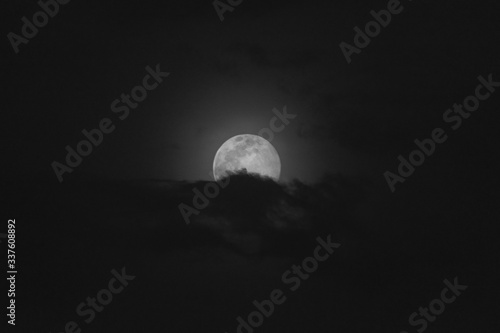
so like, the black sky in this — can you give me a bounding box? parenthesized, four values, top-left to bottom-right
(3, 1, 500, 332)
(4, 0, 498, 184)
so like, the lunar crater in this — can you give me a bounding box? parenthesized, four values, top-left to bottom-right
(213, 134, 281, 181)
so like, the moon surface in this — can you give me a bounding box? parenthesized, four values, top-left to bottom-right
(213, 134, 281, 181)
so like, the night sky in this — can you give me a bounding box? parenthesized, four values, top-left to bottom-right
(4, 0, 496, 184)
(3, 0, 500, 332)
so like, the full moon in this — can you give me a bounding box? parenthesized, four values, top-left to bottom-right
(213, 134, 281, 181)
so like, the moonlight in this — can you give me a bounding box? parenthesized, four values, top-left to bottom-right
(213, 134, 281, 181)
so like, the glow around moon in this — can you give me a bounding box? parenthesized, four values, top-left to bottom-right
(213, 134, 281, 181)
